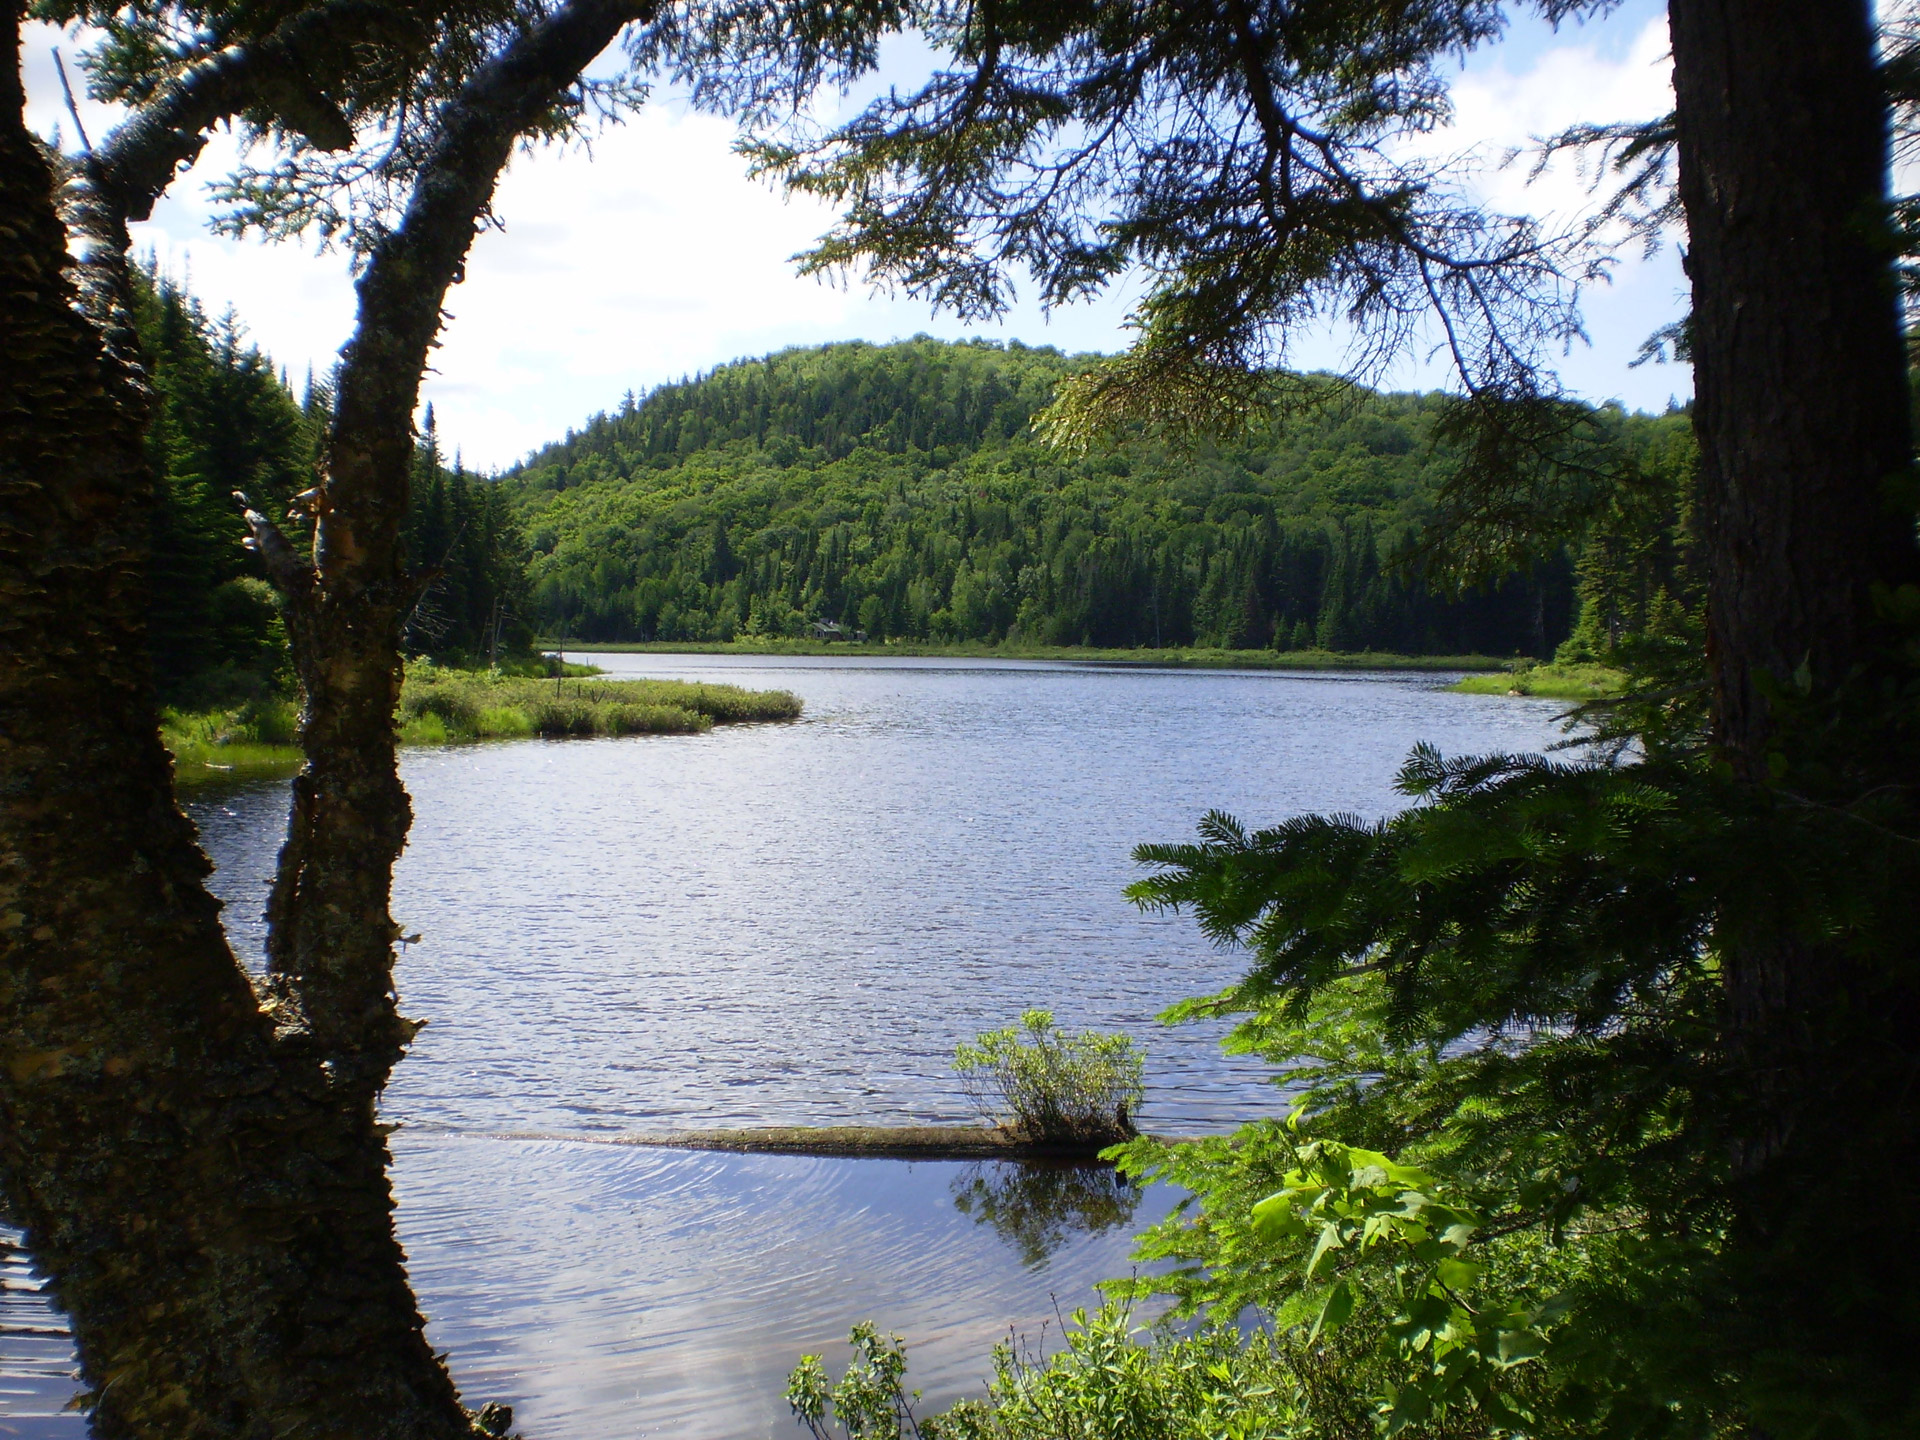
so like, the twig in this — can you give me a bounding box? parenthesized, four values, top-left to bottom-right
(52, 49, 92, 154)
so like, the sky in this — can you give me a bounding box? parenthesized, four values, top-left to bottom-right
(20, 0, 1685, 472)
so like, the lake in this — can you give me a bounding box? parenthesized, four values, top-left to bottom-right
(1, 656, 1566, 1439)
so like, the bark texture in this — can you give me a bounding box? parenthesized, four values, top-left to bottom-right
(1669, 0, 1920, 774)
(1669, 0, 1920, 1054)
(1, 15, 474, 1437)
(1668, 3, 1920, 1420)
(258, 0, 656, 1107)
(2, 2, 645, 1433)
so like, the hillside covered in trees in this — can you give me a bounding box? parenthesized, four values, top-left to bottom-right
(505, 338, 1691, 656)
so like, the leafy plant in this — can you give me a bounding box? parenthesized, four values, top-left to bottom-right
(954, 1011, 1144, 1147)
(788, 1323, 930, 1440)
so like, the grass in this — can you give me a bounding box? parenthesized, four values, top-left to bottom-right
(544, 637, 1519, 672)
(163, 663, 802, 789)
(398, 665, 801, 742)
(1448, 660, 1626, 700)
(162, 695, 304, 789)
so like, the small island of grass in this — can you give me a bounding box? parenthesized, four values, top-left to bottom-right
(164, 662, 803, 789)
(1447, 661, 1624, 701)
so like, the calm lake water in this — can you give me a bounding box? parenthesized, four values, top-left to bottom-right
(2, 656, 1565, 1438)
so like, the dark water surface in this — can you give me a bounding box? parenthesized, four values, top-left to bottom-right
(2, 657, 1565, 1438)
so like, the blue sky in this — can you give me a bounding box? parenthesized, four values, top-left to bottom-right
(22, 0, 1686, 470)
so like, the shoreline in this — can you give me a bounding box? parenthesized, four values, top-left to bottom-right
(543, 639, 1521, 673)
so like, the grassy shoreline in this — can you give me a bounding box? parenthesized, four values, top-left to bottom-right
(542, 638, 1520, 673)
(1445, 661, 1625, 700)
(164, 665, 803, 790)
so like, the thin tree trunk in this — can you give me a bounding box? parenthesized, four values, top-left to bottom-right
(256, 0, 656, 1106)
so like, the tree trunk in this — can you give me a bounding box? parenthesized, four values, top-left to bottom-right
(256, 0, 656, 1110)
(1669, 0, 1919, 775)
(7, 0, 653, 1430)
(1669, 0, 1920, 1064)
(0, 14, 473, 1435)
(1667, 1, 1920, 1419)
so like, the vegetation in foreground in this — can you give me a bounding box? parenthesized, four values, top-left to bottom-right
(163, 663, 801, 787)
(792, 1313, 1312, 1440)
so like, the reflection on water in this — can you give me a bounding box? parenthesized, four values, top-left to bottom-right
(1, 657, 1567, 1437)
(0, 1234, 73, 1438)
(950, 1162, 1144, 1270)
(394, 1136, 1179, 1438)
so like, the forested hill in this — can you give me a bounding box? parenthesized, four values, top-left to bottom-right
(505, 337, 1686, 655)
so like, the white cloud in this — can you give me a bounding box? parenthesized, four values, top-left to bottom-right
(22, 5, 1690, 471)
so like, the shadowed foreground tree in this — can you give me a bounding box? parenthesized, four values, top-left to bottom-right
(707, 0, 1920, 1429)
(0, 0, 669, 1432)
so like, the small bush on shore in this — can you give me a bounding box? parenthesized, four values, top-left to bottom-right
(954, 1011, 1143, 1147)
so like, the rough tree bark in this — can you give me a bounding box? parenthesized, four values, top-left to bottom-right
(1667, 0, 1920, 1416)
(1, 14, 474, 1435)
(1, 2, 645, 1433)
(1668, 0, 1920, 1091)
(254, 0, 658, 1109)
(1668, 0, 1920, 775)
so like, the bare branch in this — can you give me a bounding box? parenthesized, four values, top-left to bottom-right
(234, 491, 314, 598)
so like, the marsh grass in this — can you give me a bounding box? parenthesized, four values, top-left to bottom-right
(164, 664, 802, 787)
(1447, 661, 1624, 700)
(163, 695, 303, 788)
(397, 665, 802, 743)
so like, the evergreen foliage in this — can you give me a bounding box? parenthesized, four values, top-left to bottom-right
(130, 268, 536, 696)
(402, 407, 535, 664)
(501, 338, 1663, 654)
(132, 265, 312, 698)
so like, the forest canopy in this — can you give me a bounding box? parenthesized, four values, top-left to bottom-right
(506, 336, 1692, 657)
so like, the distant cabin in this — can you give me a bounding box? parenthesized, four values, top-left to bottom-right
(810, 621, 868, 643)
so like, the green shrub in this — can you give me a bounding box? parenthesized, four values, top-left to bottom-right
(601, 702, 710, 735)
(789, 1323, 929, 1440)
(954, 1010, 1143, 1146)
(789, 1310, 1321, 1440)
(475, 706, 535, 738)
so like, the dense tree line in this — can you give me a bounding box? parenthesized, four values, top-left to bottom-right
(132, 270, 532, 697)
(506, 338, 1687, 654)
(133, 266, 311, 696)
(403, 407, 534, 664)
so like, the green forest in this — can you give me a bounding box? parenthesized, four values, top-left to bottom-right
(148, 305, 1695, 688)
(133, 266, 531, 703)
(506, 337, 1694, 659)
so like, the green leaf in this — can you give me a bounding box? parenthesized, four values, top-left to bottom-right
(1251, 1193, 1306, 1240)
(1309, 1279, 1354, 1341)
(1306, 1223, 1345, 1279)
(1435, 1257, 1482, 1290)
